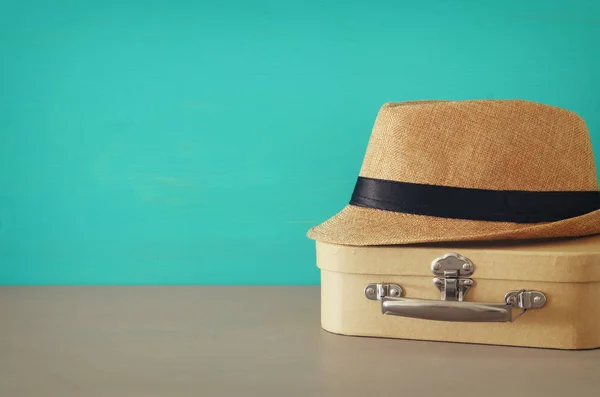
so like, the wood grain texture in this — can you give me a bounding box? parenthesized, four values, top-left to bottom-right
(1, 287, 599, 397)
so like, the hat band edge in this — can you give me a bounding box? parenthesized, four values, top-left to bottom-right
(350, 177, 600, 223)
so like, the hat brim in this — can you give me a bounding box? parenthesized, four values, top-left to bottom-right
(307, 205, 600, 246)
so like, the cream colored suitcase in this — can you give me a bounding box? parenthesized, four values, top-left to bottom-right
(317, 235, 600, 349)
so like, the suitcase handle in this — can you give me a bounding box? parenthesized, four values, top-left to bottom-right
(365, 284, 546, 323)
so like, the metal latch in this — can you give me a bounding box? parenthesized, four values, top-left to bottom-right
(431, 253, 474, 301)
(364, 252, 546, 323)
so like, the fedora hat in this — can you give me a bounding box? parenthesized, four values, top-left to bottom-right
(307, 100, 600, 246)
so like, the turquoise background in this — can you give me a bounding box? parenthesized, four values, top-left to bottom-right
(1, 1, 599, 285)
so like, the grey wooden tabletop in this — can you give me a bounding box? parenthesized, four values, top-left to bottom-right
(1, 287, 598, 397)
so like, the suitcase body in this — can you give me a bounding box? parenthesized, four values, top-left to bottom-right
(317, 235, 600, 349)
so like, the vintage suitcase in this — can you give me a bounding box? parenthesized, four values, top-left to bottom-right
(317, 235, 600, 349)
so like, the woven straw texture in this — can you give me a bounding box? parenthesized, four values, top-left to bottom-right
(307, 100, 600, 246)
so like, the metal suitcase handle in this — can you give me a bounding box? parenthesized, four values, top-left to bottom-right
(365, 284, 546, 322)
(363, 253, 546, 323)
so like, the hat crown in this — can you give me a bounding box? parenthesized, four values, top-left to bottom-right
(360, 100, 598, 191)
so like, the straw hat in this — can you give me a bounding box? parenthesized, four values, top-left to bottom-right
(307, 100, 600, 246)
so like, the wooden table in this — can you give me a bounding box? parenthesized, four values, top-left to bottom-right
(1, 287, 598, 396)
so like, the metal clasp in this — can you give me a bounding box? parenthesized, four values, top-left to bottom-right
(505, 290, 547, 309)
(364, 253, 547, 323)
(431, 253, 474, 301)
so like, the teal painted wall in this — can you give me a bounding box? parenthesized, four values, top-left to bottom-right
(1, 1, 599, 285)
